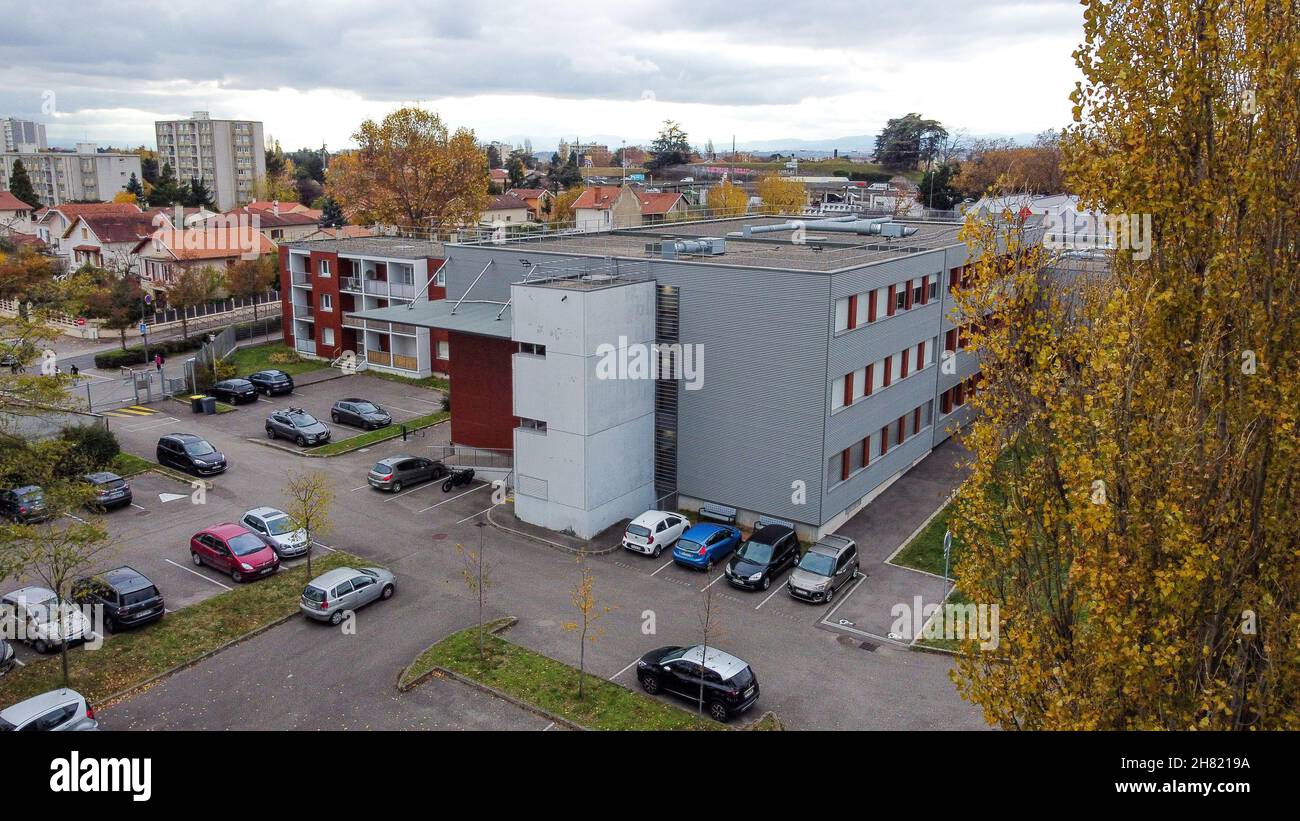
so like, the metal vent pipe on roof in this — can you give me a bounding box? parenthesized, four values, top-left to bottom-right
(731, 217, 917, 239)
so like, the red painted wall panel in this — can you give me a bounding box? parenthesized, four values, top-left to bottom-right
(447, 331, 516, 450)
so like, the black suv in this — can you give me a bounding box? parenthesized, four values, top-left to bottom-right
(156, 433, 227, 475)
(208, 378, 258, 404)
(0, 486, 51, 523)
(247, 369, 294, 396)
(330, 398, 392, 430)
(81, 472, 132, 511)
(72, 566, 164, 632)
(725, 524, 800, 591)
(636, 644, 760, 722)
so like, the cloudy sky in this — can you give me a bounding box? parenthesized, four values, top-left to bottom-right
(1, 0, 1085, 153)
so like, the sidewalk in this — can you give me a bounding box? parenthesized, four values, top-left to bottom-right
(487, 502, 627, 556)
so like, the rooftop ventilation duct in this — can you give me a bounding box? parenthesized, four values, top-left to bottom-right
(657, 237, 726, 259)
(729, 217, 918, 239)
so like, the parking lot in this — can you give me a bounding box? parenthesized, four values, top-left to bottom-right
(8, 369, 989, 730)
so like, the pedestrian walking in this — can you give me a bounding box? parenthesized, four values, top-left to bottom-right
(154, 353, 164, 371)
(70, 363, 79, 380)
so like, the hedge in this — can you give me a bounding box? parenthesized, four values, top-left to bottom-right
(94, 337, 202, 369)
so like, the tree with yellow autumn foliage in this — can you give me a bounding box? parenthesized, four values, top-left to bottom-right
(706, 179, 748, 217)
(326, 106, 488, 230)
(755, 175, 806, 215)
(949, 0, 1300, 730)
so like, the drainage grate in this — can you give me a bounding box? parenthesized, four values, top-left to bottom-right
(858, 641, 879, 652)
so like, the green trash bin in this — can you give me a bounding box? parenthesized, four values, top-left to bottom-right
(201, 397, 217, 415)
(190, 395, 206, 413)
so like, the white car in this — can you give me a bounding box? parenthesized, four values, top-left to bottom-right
(240, 507, 310, 559)
(0, 587, 94, 654)
(622, 511, 690, 557)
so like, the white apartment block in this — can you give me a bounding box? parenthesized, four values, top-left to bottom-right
(0, 144, 143, 206)
(3, 118, 48, 152)
(155, 112, 265, 211)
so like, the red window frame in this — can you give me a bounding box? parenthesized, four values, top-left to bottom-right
(941, 390, 953, 414)
(887, 284, 896, 316)
(846, 294, 858, 330)
(867, 290, 878, 322)
(904, 280, 914, 310)
(917, 339, 926, 369)
(900, 348, 910, 378)
(862, 436, 871, 467)
(880, 425, 889, 456)
(864, 363, 874, 396)
(882, 355, 892, 387)
(913, 406, 921, 434)
(843, 370, 854, 406)
(897, 415, 906, 443)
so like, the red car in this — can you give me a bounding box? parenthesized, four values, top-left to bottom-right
(190, 523, 281, 583)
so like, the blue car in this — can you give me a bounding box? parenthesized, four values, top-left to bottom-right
(672, 523, 742, 571)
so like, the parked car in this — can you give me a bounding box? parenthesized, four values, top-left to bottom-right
(0, 587, 94, 653)
(0, 638, 14, 676)
(621, 511, 690, 557)
(240, 507, 309, 559)
(725, 524, 800, 591)
(330, 398, 392, 430)
(299, 566, 395, 625)
(190, 523, 280, 582)
(71, 566, 164, 631)
(635, 644, 759, 722)
(787, 535, 859, 604)
(247, 369, 294, 395)
(266, 408, 331, 446)
(208, 378, 259, 404)
(81, 471, 132, 511)
(367, 455, 447, 492)
(0, 688, 98, 731)
(156, 433, 227, 476)
(0, 338, 33, 369)
(672, 523, 742, 572)
(0, 485, 51, 523)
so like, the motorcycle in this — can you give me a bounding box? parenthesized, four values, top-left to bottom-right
(442, 467, 476, 492)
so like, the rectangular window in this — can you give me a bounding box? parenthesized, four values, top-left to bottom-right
(904, 280, 914, 310)
(843, 371, 854, 406)
(519, 342, 546, 356)
(901, 348, 910, 378)
(834, 297, 850, 333)
(913, 406, 921, 435)
(868, 289, 878, 322)
(924, 399, 934, 427)
(832, 376, 846, 411)
(880, 425, 890, 456)
(949, 267, 960, 291)
(319, 259, 331, 277)
(855, 293, 871, 326)
(322, 327, 335, 346)
(435, 267, 446, 287)
(945, 328, 958, 353)
(846, 294, 858, 331)
(897, 415, 906, 443)
(861, 435, 871, 467)
(437, 340, 449, 360)
(520, 417, 547, 432)
(864, 363, 874, 397)
(896, 285, 908, 311)
(941, 389, 953, 414)
(841, 448, 851, 481)
(917, 340, 926, 370)
(954, 383, 965, 406)
(852, 367, 867, 402)
(887, 284, 896, 317)
(320, 294, 333, 311)
(929, 275, 939, 301)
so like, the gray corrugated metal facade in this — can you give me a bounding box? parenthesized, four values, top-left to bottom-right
(436, 219, 979, 534)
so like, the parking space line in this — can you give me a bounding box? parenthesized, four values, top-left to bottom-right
(454, 505, 496, 525)
(384, 480, 445, 503)
(64, 513, 87, 523)
(129, 503, 146, 510)
(541, 722, 556, 731)
(163, 558, 233, 590)
(608, 658, 639, 681)
(123, 417, 180, 432)
(349, 485, 370, 492)
(754, 586, 783, 610)
(12, 657, 25, 667)
(415, 483, 487, 513)
(312, 541, 337, 553)
(649, 559, 674, 576)
(702, 572, 728, 591)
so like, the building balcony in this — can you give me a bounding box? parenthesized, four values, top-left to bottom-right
(295, 339, 316, 355)
(291, 271, 312, 286)
(362, 278, 390, 296)
(292, 304, 314, 320)
(388, 281, 416, 299)
(340, 277, 362, 292)
(366, 350, 392, 368)
(392, 353, 419, 371)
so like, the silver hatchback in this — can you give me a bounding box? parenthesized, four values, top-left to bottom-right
(300, 566, 395, 624)
(0, 688, 99, 731)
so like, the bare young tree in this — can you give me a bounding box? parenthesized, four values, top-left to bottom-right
(455, 522, 493, 665)
(695, 574, 728, 716)
(563, 558, 611, 700)
(281, 470, 334, 577)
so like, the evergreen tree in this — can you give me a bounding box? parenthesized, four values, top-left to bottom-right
(7, 159, 41, 208)
(320, 197, 346, 228)
(148, 163, 181, 206)
(185, 176, 214, 209)
(125, 172, 145, 200)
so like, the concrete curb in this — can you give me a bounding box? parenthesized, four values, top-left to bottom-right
(99, 611, 298, 709)
(117, 464, 213, 491)
(485, 506, 620, 557)
(246, 418, 450, 458)
(395, 617, 587, 731)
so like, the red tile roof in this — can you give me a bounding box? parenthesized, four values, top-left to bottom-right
(571, 186, 624, 211)
(220, 207, 320, 228)
(37, 202, 141, 224)
(137, 225, 275, 261)
(507, 188, 547, 200)
(63, 211, 159, 244)
(635, 191, 685, 215)
(489, 169, 509, 181)
(485, 193, 530, 211)
(0, 191, 33, 211)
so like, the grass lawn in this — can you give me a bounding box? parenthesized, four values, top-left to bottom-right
(890, 504, 958, 577)
(363, 368, 449, 393)
(915, 588, 974, 652)
(306, 411, 448, 457)
(226, 342, 328, 377)
(403, 620, 721, 731)
(0, 551, 368, 711)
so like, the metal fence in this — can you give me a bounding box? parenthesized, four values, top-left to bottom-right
(428, 444, 513, 470)
(145, 291, 279, 326)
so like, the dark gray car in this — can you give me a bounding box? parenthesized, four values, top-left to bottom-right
(331, 398, 392, 430)
(266, 408, 331, 446)
(367, 455, 447, 492)
(787, 534, 859, 604)
(0, 485, 51, 523)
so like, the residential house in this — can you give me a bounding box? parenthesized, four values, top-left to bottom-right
(634, 190, 688, 225)
(480, 193, 532, 229)
(213, 205, 321, 243)
(32, 202, 144, 265)
(133, 223, 275, 302)
(489, 168, 509, 190)
(61, 210, 161, 273)
(0, 190, 35, 237)
(505, 188, 553, 221)
(572, 185, 687, 230)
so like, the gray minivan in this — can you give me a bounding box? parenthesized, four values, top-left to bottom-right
(787, 534, 859, 604)
(367, 455, 446, 492)
(300, 566, 395, 624)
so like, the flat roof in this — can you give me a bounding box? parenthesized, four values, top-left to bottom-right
(286, 236, 446, 260)
(453, 215, 963, 273)
(349, 299, 512, 339)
